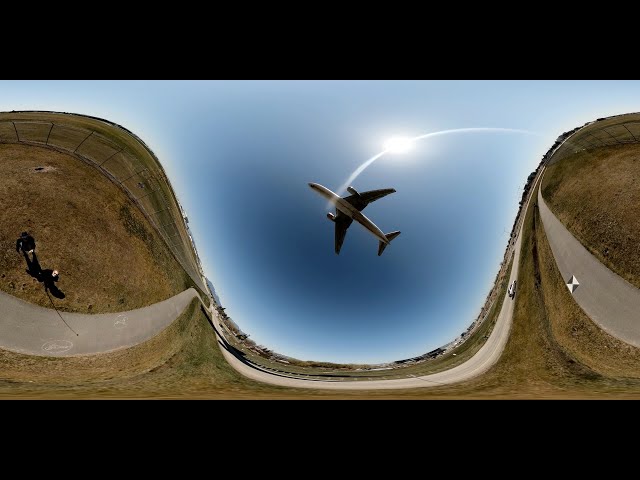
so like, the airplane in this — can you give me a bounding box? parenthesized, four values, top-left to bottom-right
(308, 182, 401, 256)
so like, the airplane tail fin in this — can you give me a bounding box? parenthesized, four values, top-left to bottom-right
(378, 231, 401, 256)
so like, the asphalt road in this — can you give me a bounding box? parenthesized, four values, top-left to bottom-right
(0, 169, 543, 390)
(213, 171, 544, 390)
(0, 288, 199, 356)
(538, 186, 640, 347)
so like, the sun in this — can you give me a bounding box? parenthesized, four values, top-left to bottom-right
(383, 136, 414, 154)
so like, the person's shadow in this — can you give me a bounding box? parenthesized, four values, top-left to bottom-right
(24, 251, 41, 278)
(23, 252, 65, 299)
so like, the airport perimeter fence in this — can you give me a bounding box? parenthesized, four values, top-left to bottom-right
(466, 115, 640, 340)
(0, 116, 207, 293)
(549, 116, 640, 165)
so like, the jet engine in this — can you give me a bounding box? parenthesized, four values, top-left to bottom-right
(347, 186, 360, 196)
(327, 213, 336, 222)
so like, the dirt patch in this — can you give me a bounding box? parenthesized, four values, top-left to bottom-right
(31, 165, 56, 173)
(0, 143, 190, 313)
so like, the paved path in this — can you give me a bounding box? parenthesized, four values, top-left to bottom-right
(0, 288, 199, 356)
(212, 171, 544, 390)
(0, 166, 546, 391)
(538, 186, 640, 346)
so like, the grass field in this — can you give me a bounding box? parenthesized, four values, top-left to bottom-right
(549, 113, 640, 163)
(5, 183, 640, 399)
(0, 111, 206, 296)
(4, 180, 640, 398)
(542, 143, 640, 290)
(0, 300, 324, 399)
(3, 113, 640, 397)
(401, 179, 640, 398)
(0, 143, 193, 313)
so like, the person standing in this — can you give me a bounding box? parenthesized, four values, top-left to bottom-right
(16, 232, 36, 254)
(41, 269, 60, 293)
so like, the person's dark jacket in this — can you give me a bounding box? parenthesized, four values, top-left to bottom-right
(40, 269, 59, 293)
(16, 235, 36, 253)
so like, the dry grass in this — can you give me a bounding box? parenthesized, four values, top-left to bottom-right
(5, 178, 640, 398)
(3, 191, 640, 398)
(0, 121, 18, 142)
(0, 300, 309, 399)
(537, 202, 640, 379)
(3, 115, 640, 397)
(236, 256, 513, 380)
(14, 122, 51, 143)
(0, 300, 202, 387)
(550, 113, 640, 163)
(0, 143, 192, 313)
(542, 143, 640, 289)
(401, 180, 640, 399)
(0, 112, 202, 284)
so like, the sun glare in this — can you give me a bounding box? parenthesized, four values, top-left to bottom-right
(383, 136, 414, 154)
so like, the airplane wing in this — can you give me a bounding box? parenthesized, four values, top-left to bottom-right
(334, 211, 353, 254)
(344, 188, 396, 211)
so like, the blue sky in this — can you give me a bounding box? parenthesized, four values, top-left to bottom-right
(1, 80, 639, 363)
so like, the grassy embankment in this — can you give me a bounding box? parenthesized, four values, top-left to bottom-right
(4, 177, 640, 398)
(3, 117, 640, 397)
(0, 143, 192, 313)
(231, 257, 513, 380)
(0, 111, 209, 306)
(543, 143, 640, 290)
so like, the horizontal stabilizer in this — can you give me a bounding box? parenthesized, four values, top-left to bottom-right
(378, 230, 401, 256)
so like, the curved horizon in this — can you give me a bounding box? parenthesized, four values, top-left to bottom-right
(3, 80, 627, 365)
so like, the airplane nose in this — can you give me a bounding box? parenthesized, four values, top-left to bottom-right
(308, 182, 318, 189)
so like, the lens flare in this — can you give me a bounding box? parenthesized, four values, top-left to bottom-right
(384, 136, 414, 154)
(334, 128, 537, 198)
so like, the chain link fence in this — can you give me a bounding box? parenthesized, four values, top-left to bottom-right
(0, 112, 207, 293)
(548, 114, 640, 165)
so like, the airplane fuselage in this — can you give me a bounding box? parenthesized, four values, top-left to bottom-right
(308, 183, 389, 245)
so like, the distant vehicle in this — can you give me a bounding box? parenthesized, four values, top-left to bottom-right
(308, 182, 401, 255)
(508, 280, 517, 299)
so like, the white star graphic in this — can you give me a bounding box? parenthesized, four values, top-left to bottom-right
(566, 275, 580, 294)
